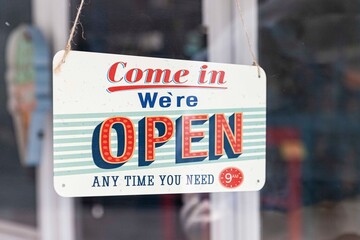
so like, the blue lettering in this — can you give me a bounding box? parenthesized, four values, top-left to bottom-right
(124, 175, 156, 186)
(92, 176, 100, 187)
(159, 96, 171, 108)
(186, 174, 214, 185)
(138, 92, 158, 108)
(138, 92, 198, 108)
(92, 175, 120, 187)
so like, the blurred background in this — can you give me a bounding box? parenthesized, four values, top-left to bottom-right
(0, 0, 360, 239)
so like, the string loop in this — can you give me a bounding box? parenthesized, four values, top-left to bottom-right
(54, 0, 261, 78)
(54, 0, 85, 73)
(234, 0, 261, 78)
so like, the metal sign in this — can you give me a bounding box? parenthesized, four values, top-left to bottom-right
(53, 51, 266, 197)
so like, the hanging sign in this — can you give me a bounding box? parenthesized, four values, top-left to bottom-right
(6, 25, 51, 167)
(53, 51, 266, 197)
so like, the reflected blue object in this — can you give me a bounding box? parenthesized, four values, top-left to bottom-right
(27, 27, 51, 166)
(6, 25, 50, 166)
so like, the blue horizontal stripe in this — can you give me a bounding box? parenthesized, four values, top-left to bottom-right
(54, 126, 266, 136)
(53, 118, 266, 128)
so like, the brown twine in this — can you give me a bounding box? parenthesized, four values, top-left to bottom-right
(234, 0, 261, 78)
(54, 0, 260, 77)
(54, 0, 85, 74)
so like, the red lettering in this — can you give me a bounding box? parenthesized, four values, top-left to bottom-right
(106, 61, 227, 91)
(144, 69, 171, 83)
(173, 69, 189, 83)
(209, 70, 226, 84)
(93, 113, 243, 169)
(99, 117, 135, 164)
(214, 113, 242, 156)
(108, 62, 127, 82)
(125, 68, 143, 83)
(182, 115, 208, 159)
(145, 116, 174, 161)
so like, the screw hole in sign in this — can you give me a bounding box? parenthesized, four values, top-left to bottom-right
(219, 167, 244, 188)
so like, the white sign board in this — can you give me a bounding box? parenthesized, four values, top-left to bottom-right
(53, 51, 266, 197)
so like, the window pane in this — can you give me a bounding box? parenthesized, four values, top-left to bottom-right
(259, 0, 360, 239)
(70, 1, 204, 239)
(0, 0, 37, 230)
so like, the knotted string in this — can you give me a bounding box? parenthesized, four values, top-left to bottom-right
(54, 0, 85, 74)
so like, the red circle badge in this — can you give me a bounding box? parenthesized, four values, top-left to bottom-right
(219, 167, 244, 188)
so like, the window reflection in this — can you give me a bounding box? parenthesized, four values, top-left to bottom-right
(0, 0, 36, 230)
(72, 0, 203, 239)
(260, 0, 360, 239)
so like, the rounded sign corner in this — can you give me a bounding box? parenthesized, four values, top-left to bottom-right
(54, 181, 72, 198)
(53, 50, 65, 64)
